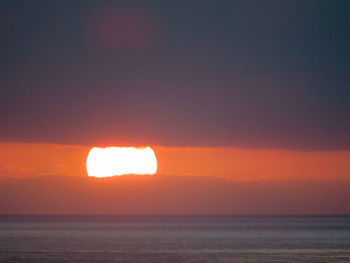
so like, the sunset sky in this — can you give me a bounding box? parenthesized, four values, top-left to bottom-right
(0, 1, 349, 214)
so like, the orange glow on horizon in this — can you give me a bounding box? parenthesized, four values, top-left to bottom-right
(0, 142, 349, 181)
(86, 146, 157, 177)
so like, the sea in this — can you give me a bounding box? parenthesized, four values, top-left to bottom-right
(0, 215, 349, 263)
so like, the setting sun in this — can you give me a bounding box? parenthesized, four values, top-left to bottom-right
(86, 146, 157, 177)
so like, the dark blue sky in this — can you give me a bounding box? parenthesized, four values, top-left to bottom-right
(1, 0, 349, 149)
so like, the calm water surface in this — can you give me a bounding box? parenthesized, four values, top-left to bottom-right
(0, 215, 349, 262)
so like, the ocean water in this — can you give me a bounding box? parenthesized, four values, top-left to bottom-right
(0, 215, 349, 263)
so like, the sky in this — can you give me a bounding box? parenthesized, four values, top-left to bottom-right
(0, 1, 349, 214)
(1, 143, 350, 181)
(1, 0, 349, 149)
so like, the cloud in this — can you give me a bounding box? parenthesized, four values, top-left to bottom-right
(1, 175, 349, 214)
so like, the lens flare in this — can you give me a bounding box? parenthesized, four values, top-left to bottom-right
(86, 146, 157, 177)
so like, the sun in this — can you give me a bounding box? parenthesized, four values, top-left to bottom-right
(86, 146, 157, 177)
